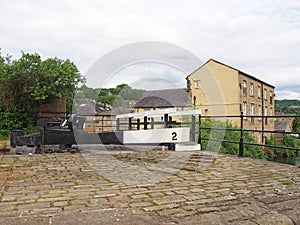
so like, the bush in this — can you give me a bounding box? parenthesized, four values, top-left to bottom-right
(0, 106, 36, 140)
(264, 135, 298, 158)
(200, 118, 267, 159)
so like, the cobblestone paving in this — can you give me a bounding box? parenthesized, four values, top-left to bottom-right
(0, 149, 299, 224)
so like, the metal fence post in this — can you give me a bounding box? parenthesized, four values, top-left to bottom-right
(128, 117, 132, 130)
(144, 116, 148, 130)
(137, 118, 140, 130)
(40, 126, 46, 154)
(169, 116, 173, 128)
(164, 114, 169, 128)
(191, 115, 196, 142)
(239, 112, 244, 157)
(197, 114, 201, 146)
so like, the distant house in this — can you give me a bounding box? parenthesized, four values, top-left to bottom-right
(135, 88, 192, 112)
(75, 99, 114, 132)
(274, 112, 295, 144)
(274, 112, 293, 133)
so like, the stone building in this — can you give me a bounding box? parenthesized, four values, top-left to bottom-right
(186, 59, 275, 143)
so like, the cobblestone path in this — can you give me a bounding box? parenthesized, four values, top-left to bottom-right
(0, 149, 299, 224)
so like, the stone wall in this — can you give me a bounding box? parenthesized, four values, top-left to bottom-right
(38, 97, 67, 120)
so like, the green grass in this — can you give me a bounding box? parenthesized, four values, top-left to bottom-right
(282, 179, 294, 185)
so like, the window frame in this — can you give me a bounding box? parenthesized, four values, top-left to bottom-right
(250, 83, 254, 96)
(243, 80, 247, 97)
(195, 80, 200, 89)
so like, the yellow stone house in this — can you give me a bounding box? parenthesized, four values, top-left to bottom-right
(186, 59, 275, 143)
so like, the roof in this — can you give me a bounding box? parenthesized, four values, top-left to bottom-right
(75, 99, 112, 116)
(187, 59, 275, 88)
(275, 121, 288, 131)
(135, 88, 191, 108)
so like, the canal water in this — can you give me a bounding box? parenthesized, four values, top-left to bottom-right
(269, 155, 300, 166)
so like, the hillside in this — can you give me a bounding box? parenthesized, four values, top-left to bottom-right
(275, 99, 300, 115)
(76, 84, 145, 106)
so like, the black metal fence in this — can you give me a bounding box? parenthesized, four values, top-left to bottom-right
(198, 112, 300, 157)
(85, 112, 300, 159)
(116, 114, 200, 142)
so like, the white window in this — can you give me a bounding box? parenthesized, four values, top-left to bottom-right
(250, 83, 254, 96)
(243, 102, 247, 116)
(258, 85, 261, 98)
(243, 80, 247, 96)
(270, 107, 273, 119)
(250, 104, 254, 115)
(195, 80, 200, 89)
(264, 88, 267, 100)
(250, 103, 254, 123)
(258, 105, 262, 120)
(265, 106, 268, 124)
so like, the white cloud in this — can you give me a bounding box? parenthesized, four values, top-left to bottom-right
(103, 62, 187, 90)
(276, 90, 300, 100)
(0, 0, 299, 99)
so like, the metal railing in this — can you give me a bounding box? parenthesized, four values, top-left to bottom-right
(198, 112, 300, 157)
(83, 112, 300, 158)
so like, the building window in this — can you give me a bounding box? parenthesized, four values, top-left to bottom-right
(270, 107, 273, 121)
(250, 103, 254, 123)
(243, 102, 247, 117)
(264, 88, 267, 100)
(258, 85, 261, 98)
(258, 105, 262, 120)
(258, 133, 261, 143)
(265, 106, 268, 124)
(270, 91, 273, 104)
(250, 83, 254, 96)
(195, 80, 200, 89)
(243, 80, 247, 96)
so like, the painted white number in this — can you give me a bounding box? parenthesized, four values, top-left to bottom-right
(172, 132, 177, 141)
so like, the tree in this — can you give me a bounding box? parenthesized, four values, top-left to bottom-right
(0, 51, 84, 112)
(292, 117, 300, 132)
(0, 50, 85, 136)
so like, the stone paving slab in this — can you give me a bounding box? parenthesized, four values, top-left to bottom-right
(0, 208, 166, 225)
(0, 148, 299, 224)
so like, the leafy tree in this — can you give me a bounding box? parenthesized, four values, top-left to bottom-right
(275, 99, 300, 115)
(0, 50, 84, 138)
(77, 83, 145, 107)
(76, 84, 100, 99)
(0, 51, 84, 112)
(292, 117, 300, 132)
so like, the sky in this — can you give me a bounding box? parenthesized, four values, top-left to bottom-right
(0, 0, 299, 99)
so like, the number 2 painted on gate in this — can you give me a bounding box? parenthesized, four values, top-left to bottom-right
(172, 132, 177, 141)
